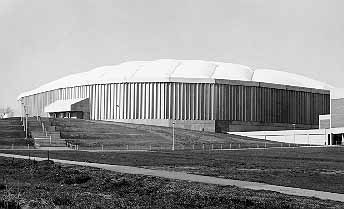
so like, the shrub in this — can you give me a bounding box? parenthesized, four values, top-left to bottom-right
(64, 174, 91, 185)
(0, 199, 21, 209)
(0, 183, 6, 190)
(52, 193, 73, 206)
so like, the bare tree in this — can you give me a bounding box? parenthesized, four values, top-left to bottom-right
(5, 107, 14, 117)
(0, 107, 14, 118)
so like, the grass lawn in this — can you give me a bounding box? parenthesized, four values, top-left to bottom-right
(1, 146, 344, 194)
(1, 157, 344, 209)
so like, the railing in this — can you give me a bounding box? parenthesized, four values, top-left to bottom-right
(1, 142, 342, 151)
(62, 141, 329, 152)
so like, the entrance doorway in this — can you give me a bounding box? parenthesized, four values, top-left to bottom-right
(332, 134, 343, 145)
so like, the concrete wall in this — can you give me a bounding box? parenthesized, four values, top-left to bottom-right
(71, 98, 90, 119)
(216, 120, 318, 132)
(319, 114, 331, 129)
(71, 98, 90, 113)
(319, 119, 330, 129)
(230, 129, 328, 145)
(331, 98, 344, 128)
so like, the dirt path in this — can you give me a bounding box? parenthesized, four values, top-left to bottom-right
(1, 152, 343, 202)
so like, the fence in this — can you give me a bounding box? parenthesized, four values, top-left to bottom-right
(0, 140, 330, 151)
(62, 141, 318, 151)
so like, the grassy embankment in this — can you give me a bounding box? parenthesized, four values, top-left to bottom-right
(51, 118, 300, 150)
(1, 118, 306, 150)
(0, 118, 33, 149)
(1, 157, 343, 209)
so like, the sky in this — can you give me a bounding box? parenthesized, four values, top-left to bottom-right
(1, 0, 344, 115)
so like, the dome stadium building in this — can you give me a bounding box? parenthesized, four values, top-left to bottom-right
(18, 59, 330, 133)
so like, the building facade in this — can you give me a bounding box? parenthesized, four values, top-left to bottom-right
(18, 59, 330, 132)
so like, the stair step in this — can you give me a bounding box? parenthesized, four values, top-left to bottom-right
(31, 131, 60, 134)
(37, 143, 66, 146)
(34, 138, 64, 141)
(32, 136, 61, 139)
(33, 133, 60, 137)
(34, 139, 66, 146)
(34, 137, 64, 141)
(35, 140, 65, 144)
(34, 133, 58, 136)
(45, 126, 56, 131)
(36, 144, 66, 147)
(35, 140, 65, 143)
(36, 146, 71, 150)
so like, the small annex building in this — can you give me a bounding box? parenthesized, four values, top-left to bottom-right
(44, 98, 90, 120)
(319, 88, 344, 145)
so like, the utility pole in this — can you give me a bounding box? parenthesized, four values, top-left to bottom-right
(23, 105, 29, 139)
(172, 121, 175, 151)
(292, 124, 296, 146)
(25, 112, 28, 139)
(22, 104, 26, 129)
(20, 101, 23, 122)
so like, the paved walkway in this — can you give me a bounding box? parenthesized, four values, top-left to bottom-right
(1, 153, 343, 202)
(0, 145, 329, 152)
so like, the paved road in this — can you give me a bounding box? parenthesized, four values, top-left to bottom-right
(1, 153, 343, 202)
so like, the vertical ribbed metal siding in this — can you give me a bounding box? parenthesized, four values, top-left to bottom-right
(21, 82, 329, 125)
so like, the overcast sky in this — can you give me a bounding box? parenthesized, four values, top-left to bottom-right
(1, 0, 344, 114)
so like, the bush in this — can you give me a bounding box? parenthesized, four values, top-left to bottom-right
(52, 193, 73, 206)
(0, 183, 6, 190)
(0, 199, 21, 209)
(111, 178, 130, 187)
(64, 174, 91, 185)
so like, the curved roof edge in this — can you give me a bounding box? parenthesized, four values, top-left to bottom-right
(18, 59, 332, 100)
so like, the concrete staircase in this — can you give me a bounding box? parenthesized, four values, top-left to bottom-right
(28, 117, 67, 148)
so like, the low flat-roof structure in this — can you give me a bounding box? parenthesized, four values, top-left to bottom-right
(44, 98, 90, 119)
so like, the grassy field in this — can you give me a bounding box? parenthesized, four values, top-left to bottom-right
(2, 147, 344, 194)
(1, 157, 343, 209)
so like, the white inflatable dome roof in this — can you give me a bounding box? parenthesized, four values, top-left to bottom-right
(18, 59, 331, 99)
(252, 69, 331, 90)
(331, 88, 344, 99)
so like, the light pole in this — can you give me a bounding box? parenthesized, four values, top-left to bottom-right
(23, 105, 29, 139)
(20, 101, 23, 122)
(172, 121, 175, 151)
(25, 113, 28, 139)
(22, 103, 25, 128)
(292, 124, 296, 146)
